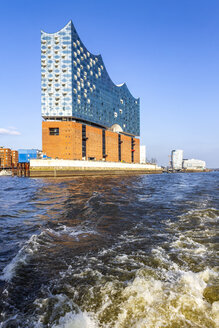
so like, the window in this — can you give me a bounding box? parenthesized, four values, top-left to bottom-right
(82, 124, 86, 157)
(118, 135, 121, 161)
(131, 138, 135, 162)
(102, 130, 106, 157)
(49, 128, 59, 135)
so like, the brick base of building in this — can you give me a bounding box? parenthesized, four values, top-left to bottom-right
(42, 121, 140, 163)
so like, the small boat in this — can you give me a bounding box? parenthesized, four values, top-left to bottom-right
(0, 170, 12, 176)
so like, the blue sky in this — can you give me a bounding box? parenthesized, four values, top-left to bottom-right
(0, 0, 218, 167)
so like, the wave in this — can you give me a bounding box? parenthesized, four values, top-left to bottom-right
(110, 268, 219, 328)
(0, 234, 41, 282)
(29, 234, 219, 328)
(0, 225, 98, 282)
(179, 207, 219, 224)
(52, 311, 98, 328)
(36, 266, 218, 328)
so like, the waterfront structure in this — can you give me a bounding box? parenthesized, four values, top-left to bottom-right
(41, 21, 140, 163)
(0, 148, 12, 168)
(11, 150, 18, 167)
(18, 149, 42, 163)
(183, 159, 206, 170)
(30, 159, 162, 177)
(140, 145, 146, 164)
(171, 150, 183, 170)
(0, 148, 18, 168)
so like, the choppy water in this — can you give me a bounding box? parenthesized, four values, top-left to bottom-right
(0, 172, 218, 328)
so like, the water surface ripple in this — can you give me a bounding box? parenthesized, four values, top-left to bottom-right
(0, 173, 218, 327)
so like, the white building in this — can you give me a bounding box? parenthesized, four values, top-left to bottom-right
(171, 149, 183, 170)
(183, 159, 206, 170)
(140, 145, 146, 164)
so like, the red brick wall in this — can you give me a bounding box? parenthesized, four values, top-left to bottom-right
(42, 121, 82, 160)
(11, 150, 18, 167)
(105, 131, 118, 162)
(121, 135, 131, 163)
(133, 138, 140, 163)
(42, 121, 140, 163)
(0, 148, 12, 168)
(72, 123, 82, 159)
(86, 125, 102, 160)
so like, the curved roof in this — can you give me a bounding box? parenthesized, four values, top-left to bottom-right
(42, 20, 139, 100)
(41, 21, 140, 136)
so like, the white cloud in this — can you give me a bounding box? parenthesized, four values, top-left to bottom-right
(0, 128, 21, 136)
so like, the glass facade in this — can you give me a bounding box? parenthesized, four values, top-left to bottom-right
(41, 21, 140, 136)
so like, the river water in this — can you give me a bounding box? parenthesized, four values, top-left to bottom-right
(0, 172, 218, 328)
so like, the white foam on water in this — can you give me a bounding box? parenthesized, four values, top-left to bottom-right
(115, 254, 129, 263)
(106, 268, 218, 328)
(171, 235, 208, 255)
(179, 207, 219, 224)
(0, 250, 27, 282)
(52, 311, 98, 328)
(0, 224, 98, 282)
(50, 205, 218, 328)
(0, 234, 41, 281)
(47, 225, 98, 240)
(73, 237, 217, 328)
(212, 301, 219, 327)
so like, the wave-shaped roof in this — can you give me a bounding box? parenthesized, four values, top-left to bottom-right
(41, 21, 140, 136)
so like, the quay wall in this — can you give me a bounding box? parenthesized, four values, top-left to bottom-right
(30, 159, 163, 177)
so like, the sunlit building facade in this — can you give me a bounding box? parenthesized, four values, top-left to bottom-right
(183, 159, 206, 170)
(41, 21, 140, 162)
(171, 149, 183, 170)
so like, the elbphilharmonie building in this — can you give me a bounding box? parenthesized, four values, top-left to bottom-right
(41, 21, 140, 163)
